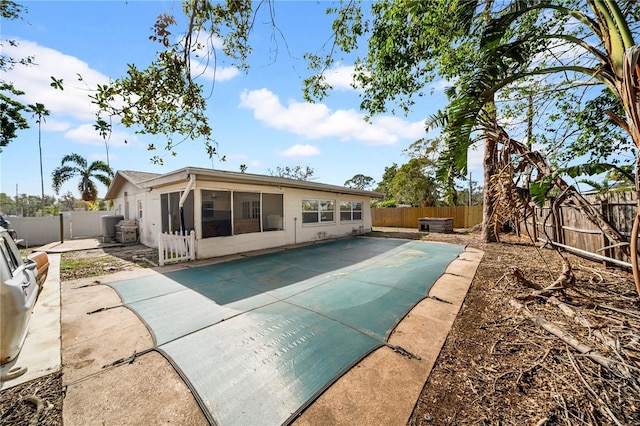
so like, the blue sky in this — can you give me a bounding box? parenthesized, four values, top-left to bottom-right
(1, 1, 483, 200)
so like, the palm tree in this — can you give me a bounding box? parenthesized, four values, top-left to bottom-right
(94, 118, 111, 170)
(51, 154, 113, 203)
(27, 103, 50, 216)
(434, 1, 640, 292)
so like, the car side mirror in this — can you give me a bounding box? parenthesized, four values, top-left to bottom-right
(25, 261, 37, 271)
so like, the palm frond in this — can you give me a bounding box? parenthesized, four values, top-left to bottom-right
(482, 1, 600, 50)
(51, 152, 113, 201)
(60, 153, 87, 169)
(51, 165, 76, 194)
(562, 162, 635, 182)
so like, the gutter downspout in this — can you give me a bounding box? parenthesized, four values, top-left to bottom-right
(179, 174, 196, 234)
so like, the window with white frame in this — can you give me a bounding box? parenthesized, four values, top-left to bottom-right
(302, 199, 335, 224)
(340, 201, 363, 222)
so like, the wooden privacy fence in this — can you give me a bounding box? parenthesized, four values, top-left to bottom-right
(372, 205, 483, 229)
(523, 192, 636, 267)
(158, 230, 196, 266)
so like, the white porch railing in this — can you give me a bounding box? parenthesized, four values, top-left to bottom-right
(158, 230, 196, 266)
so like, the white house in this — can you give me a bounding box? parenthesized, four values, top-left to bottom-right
(104, 167, 383, 259)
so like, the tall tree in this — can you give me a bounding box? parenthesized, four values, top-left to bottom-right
(432, 1, 640, 291)
(51, 154, 113, 202)
(344, 174, 375, 190)
(305, 0, 517, 240)
(0, 1, 32, 150)
(28, 103, 50, 216)
(0, 192, 16, 215)
(90, 2, 259, 164)
(268, 165, 315, 181)
(87, 1, 638, 249)
(388, 158, 440, 207)
(12, 193, 54, 217)
(375, 163, 399, 199)
(58, 191, 77, 212)
(94, 118, 112, 170)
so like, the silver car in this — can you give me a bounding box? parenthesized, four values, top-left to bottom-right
(0, 226, 48, 364)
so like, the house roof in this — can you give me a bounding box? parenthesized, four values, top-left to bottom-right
(104, 170, 162, 200)
(120, 170, 162, 184)
(104, 167, 384, 200)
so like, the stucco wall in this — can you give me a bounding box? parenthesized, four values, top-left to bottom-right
(110, 180, 159, 246)
(134, 179, 373, 259)
(195, 185, 372, 259)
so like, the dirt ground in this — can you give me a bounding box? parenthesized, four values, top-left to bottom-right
(2, 229, 639, 425)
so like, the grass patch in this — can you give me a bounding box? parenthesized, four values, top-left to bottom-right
(60, 256, 106, 270)
(60, 254, 115, 279)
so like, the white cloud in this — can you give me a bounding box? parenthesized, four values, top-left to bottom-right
(239, 88, 425, 145)
(64, 124, 137, 148)
(189, 31, 224, 54)
(323, 64, 358, 90)
(429, 79, 455, 93)
(191, 60, 240, 82)
(371, 116, 425, 139)
(280, 144, 320, 157)
(38, 119, 72, 132)
(185, 31, 239, 82)
(3, 39, 110, 121)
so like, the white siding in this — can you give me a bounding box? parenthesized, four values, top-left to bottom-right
(142, 190, 161, 247)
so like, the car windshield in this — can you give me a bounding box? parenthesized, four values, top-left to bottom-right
(0, 235, 20, 273)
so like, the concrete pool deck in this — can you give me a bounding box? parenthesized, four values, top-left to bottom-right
(3, 236, 483, 425)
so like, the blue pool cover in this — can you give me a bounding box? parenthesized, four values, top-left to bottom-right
(109, 237, 465, 425)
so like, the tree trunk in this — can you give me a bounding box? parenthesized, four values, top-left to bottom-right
(481, 101, 499, 242)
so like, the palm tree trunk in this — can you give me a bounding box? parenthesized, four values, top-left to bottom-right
(632, 156, 640, 296)
(481, 99, 499, 242)
(481, 133, 498, 242)
(38, 122, 44, 216)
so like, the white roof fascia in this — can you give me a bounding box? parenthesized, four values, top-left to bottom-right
(138, 167, 384, 198)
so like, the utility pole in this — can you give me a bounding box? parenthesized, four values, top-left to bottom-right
(16, 184, 21, 216)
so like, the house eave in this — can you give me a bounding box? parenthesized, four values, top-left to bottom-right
(137, 167, 384, 198)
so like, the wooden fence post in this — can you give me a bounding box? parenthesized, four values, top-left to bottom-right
(601, 198, 612, 267)
(59, 213, 64, 244)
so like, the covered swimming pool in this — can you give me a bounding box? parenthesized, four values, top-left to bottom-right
(109, 237, 465, 425)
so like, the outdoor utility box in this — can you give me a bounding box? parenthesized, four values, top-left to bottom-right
(418, 217, 453, 233)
